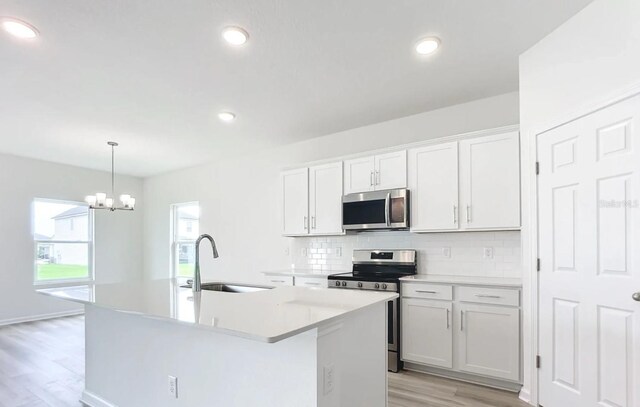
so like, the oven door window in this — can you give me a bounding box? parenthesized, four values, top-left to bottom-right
(343, 199, 386, 225)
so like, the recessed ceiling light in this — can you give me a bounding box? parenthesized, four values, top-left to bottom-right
(222, 26, 249, 46)
(218, 111, 236, 122)
(415, 37, 440, 56)
(1, 18, 39, 39)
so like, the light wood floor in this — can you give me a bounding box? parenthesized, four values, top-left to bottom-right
(0, 316, 528, 407)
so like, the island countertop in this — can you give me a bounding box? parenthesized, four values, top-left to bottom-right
(37, 279, 396, 343)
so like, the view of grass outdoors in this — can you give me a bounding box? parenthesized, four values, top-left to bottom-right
(33, 200, 91, 282)
(173, 203, 200, 278)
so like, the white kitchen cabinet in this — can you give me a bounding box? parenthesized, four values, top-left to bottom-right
(459, 131, 520, 230)
(343, 156, 376, 194)
(456, 303, 520, 381)
(282, 163, 343, 237)
(343, 151, 406, 194)
(374, 151, 407, 191)
(402, 298, 453, 368)
(281, 168, 309, 236)
(309, 162, 343, 235)
(401, 281, 521, 386)
(294, 275, 328, 288)
(408, 142, 459, 231)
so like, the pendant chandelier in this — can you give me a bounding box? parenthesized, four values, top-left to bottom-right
(85, 141, 136, 211)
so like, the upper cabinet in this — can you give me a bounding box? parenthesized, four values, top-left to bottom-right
(344, 151, 407, 194)
(409, 130, 520, 232)
(459, 131, 520, 230)
(408, 142, 459, 231)
(281, 162, 343, 236)
(281, 168, 309, 236)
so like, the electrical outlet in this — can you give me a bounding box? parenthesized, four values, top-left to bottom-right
(483, 247, 494, 259)
(442, 247, 451, 258)
(323, 365, 335, 395)
(301, 248, 308, 257)
(284, 246, 290, 256)
(335, 247, 342, 257)
(168, 376, 178, 398)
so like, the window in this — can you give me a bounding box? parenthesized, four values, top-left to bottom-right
(33, 199, 94, 284)
(171, 203, 200, 279)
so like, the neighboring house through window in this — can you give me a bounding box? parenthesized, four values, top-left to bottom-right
(33, 199, 94, 284)
(171, 203, 200, 279)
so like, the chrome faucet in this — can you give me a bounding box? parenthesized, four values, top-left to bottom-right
(193, 234, 219, 292)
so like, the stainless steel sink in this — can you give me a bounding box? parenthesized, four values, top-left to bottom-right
(183, 282, 273, 293)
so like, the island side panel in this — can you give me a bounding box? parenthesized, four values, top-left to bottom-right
(83, 305, 318, 407)
(316, 301, 388, 407)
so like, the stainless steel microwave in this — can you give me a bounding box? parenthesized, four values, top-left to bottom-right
(342, 189, 410, 231)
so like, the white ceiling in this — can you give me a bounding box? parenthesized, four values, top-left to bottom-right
(0, 0, 592, 177)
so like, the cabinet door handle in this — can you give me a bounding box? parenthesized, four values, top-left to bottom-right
(453, 205, 457, 224)
(370, 171, 374, 186)
(466, 205, 471, 223)
(460, 310, 464, 331)
(416, 290, 437, 294)
(446, 308, 450, 329)
(475, 294, 501, 299)
(304, 216, 308, 230)
(311, 216, 316, 229)
(375, 171, 380, 185)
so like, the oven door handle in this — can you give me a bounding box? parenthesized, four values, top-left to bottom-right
(385, 192, 391, 226)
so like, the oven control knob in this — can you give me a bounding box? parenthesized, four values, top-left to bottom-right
(342, 281, 347, 287)
(374, 283, 380, 289)
(335, 281, 341, 287)
(357, 282, 363, 288)
(382, 283, 388, 290)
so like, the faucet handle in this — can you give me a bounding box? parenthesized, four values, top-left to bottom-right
(186, 279, 193, 286)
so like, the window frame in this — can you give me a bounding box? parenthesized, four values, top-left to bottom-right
(170, 202, 200, 281)
(32, 198, 95, 286)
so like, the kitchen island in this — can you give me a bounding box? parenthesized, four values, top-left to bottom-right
(38, 279, 395, 407)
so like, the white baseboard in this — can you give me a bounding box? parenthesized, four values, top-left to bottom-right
(81, 390, 116, 407)
(519, 388, 533, 405)
(0, 309, 84, 327)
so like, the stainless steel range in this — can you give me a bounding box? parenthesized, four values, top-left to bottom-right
(328, 249, 417, 372)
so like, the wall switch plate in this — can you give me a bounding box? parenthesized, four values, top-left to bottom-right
(168, 375, 178, 398)
(284, 246, 290, 256)
(442, 247, 451, 258)
(301, 248, 308, 257)
(335, 247, 342, 257)
(323, 364, 335, 395)
(483, 247, 494, 259)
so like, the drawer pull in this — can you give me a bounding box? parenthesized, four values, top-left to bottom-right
(304, 282, 320, 286)
(475, 294, 502, 299)
(416, 290, 437, 294)
(271, 279, 286, 283)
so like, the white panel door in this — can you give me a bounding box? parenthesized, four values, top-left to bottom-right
(538, 95, 640, 407)
(309, 162, 343, 235)
(456, 303, 520, 381)
(401, 298, 453, 369)
(374, 150, 407, 190)
(408, 142, 459, 231)
(344, 155, 375, 194)
(459, 131, 521, 229)
(281, 168, 309, 236)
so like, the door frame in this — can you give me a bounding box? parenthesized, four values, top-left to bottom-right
(522, 81, 640, 406)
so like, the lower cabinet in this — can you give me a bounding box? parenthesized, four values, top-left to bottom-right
(264, 275, 294, 286)
(456, 303, 520, 381)
(401, 282, 521, 384)
(402, 299, 453, 368)
(294, 276, 328, 288)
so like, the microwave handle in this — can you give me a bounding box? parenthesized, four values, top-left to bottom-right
(385, 192, 391, 226)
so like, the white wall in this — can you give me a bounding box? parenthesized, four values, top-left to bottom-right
(518, 0, 640, 404)
(0, 153, 144, 324)
(143, 92, 520, 284)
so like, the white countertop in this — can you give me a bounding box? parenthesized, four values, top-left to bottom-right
(262, 269, 344, 277)
(37, 279, 396, 343)
(400, 275, 522, 287)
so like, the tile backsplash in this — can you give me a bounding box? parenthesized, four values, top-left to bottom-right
(290, 231, 521, 278)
